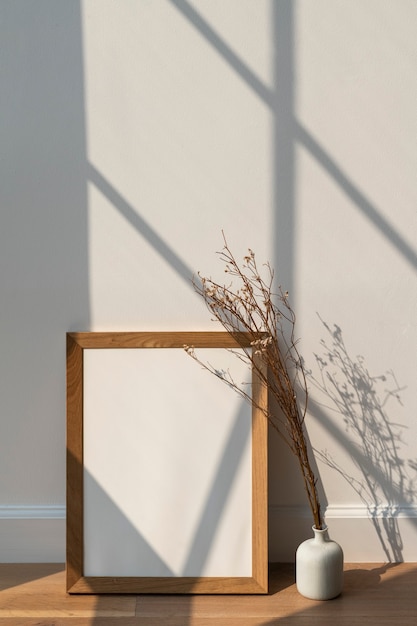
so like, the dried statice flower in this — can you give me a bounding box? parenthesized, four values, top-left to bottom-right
(186, 233, 323, 529)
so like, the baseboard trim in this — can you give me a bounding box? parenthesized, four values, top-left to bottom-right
(0, 505, 66, 520)
(269, 504, 417, 520)
(326, 504, 417, 519)
(1, 505, 417, 563)
(268, 504, 417, 562)
(3, 503, 416, 521)
(0, 507, 65, 563)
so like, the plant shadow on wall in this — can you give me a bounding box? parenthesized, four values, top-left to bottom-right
(308, 316, 417, 562)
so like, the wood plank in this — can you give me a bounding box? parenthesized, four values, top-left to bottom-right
(134, 563, 417, 619)
(0, 563, 416, 625)
(0, 565, 135, 617)
(0, 617, 416, 626)
(0, 613, 406, 623)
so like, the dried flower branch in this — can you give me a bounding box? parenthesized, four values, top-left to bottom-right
(187, 233, 323, 529)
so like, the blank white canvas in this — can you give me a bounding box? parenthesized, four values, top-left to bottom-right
(83, 347, 252, 577)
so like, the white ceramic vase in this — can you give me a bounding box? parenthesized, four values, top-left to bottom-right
(296, 526, 343, 600)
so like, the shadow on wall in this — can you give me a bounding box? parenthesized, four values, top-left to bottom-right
(308, 316, 416, 562)
(0, 1, 89, 504)
(168, 0, 296, 294)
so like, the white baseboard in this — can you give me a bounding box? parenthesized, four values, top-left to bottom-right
(0, 506, 65, 563)
(2, 504, 417, 563)
(325, 504, 417, 519)
(0, 505, 66, 520)
(269, 504, 417, 562)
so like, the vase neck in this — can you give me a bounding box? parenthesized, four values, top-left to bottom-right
(312, 525, 329, 542)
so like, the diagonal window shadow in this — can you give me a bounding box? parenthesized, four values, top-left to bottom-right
(181, 401, 252, 575)
(295, 123, 417, 271)
(87, 162, 195, 286)
(84, 467, 174, 578)
(168, 0, 274, 108)
(168, 0, 417, 274)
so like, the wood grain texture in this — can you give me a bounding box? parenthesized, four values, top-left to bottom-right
(68, 576, 267, 595)
(66, 331, 269, 594)
(1, 563, 416, 625)
(67, 331, 257, 349)
(251, 352, 268, 593)
(66, 335, 84, 591)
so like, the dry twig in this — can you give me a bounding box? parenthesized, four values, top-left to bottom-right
(186, 233, 323, 529)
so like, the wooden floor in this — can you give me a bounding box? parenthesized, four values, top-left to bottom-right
(0, 563, 416, 625)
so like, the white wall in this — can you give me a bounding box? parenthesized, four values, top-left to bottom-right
(1, 0, 416, 563)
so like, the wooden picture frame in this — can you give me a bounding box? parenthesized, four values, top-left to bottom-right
(66, 332, 268, 594)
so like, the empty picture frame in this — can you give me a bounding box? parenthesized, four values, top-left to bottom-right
(66, 332, 268, 594)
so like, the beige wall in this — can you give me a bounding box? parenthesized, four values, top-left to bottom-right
(1, 0, 416, 562)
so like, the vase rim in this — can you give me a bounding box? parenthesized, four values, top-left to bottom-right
(312, 524, 328, 532)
